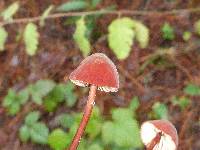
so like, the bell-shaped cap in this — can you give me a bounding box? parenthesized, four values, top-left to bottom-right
(141, 120, 178, 150)
(69, 53, 119, 92)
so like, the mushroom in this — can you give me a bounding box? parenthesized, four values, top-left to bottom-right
(68, 53, 119, 150)
(140, 120, 178, 150)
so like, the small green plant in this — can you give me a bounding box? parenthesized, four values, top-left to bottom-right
(28, 79, 55, 105)
(152, 102, 168, 119)
(102, 98, 142, 148)
(184, 83, 200, 96)
(19, 111, 49, 144)
(108, 17, 149, 60)
(48, 128, 69, 150)
(44, 82, 77, 112)
(3, 88, 29, 115)
(172, 96, 190, 110)
(161, 22, 175, 40)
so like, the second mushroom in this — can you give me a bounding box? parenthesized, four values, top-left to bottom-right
(68, 53, 119, 150)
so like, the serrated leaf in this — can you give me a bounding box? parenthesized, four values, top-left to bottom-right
(25, 111, 40, 125)
(102, 109, 142, 148)
(108, 17, 135, 60)
(73, 17, 91, 57)
(40, 5, 54, 27)
(57, 1, 88, 12)
(152, 102, 168, 119)
(0, 27, 8, 51)
(24, 23, 39, 56)
(29, 80, 55, 105)
(19, 125, 30, 142)
(113, 119, 142, 147)
(1, 2, 19, 21)
(48, 129, 69, 150)
(132, 20, 149, 48)
(184, 84, 200, 96)
(30, 122, 49, 144)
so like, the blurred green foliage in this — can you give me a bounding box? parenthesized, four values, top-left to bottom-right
(19, 111, 49, 144)
(161, 22, 175, 40)
(184, 83, 200, 96)
(152, 102, 168, 119)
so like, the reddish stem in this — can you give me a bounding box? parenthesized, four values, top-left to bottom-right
(68, 85, 97, 150)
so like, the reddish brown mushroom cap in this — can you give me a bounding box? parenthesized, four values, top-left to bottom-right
(141, 120, 178, 150)
(149, 120, 178, 146)
(69, 53, 119, 92)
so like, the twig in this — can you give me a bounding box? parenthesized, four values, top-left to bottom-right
(1, 8, 200, 26)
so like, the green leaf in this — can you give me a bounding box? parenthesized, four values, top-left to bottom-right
(25, 111, 40, 125)
(113, 119, 142, 147)
(73, 17, 91, 57)
(161, 22, 175, 40)
(19, 125, 30, 142)
(2, 89, 21, 115)
(88, 143, 103, 150)
(58, 113, 75, 129)
(48, 129, 69, 150)
(30, 122, 49, 144)
(129, 96, 140, 112)
(57, 1, 88, 12)
(3, 89, 16, 107)
(172, 96, 190, 110)
(132, 20, 149, 48)
(43, 83, 66, 112)
(39, 5, 54, 26)
(108, 17, 135, 60)
(184, 83, 200, 96)
(112, 108, 133, 122)
(29, 80, 55, 105)
(23, 23, 39, 56)
(65, 82, 77, 107)
(194, 20, 200, 36)
(1, 2, 19, 21)
(0, 27, 8, 51)
(102, 121, 114, 144)
(8, 101, 20, 115)
(152, 102, 168, 119)
(183, 31, 191, 41)
(17, 88, 29, 104)
(102, 107, 142, 148)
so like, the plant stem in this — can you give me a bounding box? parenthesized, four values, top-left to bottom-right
(68, 85, 97, 150)
(1, 8, 200, 26)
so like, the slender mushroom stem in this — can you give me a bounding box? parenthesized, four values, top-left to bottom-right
(68, 85, 97, 150)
